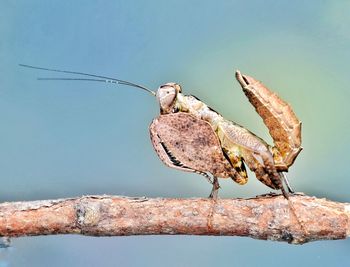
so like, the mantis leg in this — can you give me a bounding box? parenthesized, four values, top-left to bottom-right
(222, 149, 248, 185)
(209, 176, 220, 199)
(241, 150, 282, 190)
(280, 172, 294, 193)
(236, 71, 302, 171)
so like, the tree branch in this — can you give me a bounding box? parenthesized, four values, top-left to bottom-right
(0, 194, 349, 244)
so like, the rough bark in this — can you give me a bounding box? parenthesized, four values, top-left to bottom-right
(0, 194, 349, 244)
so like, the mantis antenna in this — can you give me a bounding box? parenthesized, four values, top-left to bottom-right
(19, 64, 156, 96)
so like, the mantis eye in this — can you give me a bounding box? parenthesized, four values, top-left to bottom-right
(156, 83, 179, 114)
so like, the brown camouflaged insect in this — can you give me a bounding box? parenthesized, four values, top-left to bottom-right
(20, 64, 302, 198)
(150, 72, 302, 198)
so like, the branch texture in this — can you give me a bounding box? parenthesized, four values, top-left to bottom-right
(0, 194, 349, 244)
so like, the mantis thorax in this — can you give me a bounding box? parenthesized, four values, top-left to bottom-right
(156, 83, 223, 130)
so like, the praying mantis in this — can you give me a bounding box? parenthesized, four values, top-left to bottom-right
(20, 64, 302, 199)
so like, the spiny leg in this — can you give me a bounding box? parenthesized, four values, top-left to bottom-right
(222, 149, 248, 185)
(209, 176, 220, 199)
(235, 71, 302, 170)
(196, 171, 213, 184)
(241, 150, 293, 199)
(242, 151, 281, 190)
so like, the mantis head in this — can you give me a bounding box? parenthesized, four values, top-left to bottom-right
(156, 83, 182, 114)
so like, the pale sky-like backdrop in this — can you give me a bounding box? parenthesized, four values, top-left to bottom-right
(1, 1, 350, 266)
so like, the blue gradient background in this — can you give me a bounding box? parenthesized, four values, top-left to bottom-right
(1, 1, 350, 266)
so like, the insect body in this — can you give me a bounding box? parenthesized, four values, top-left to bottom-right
(20, 64, 302, 198)
(152, 76, 301, 198)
